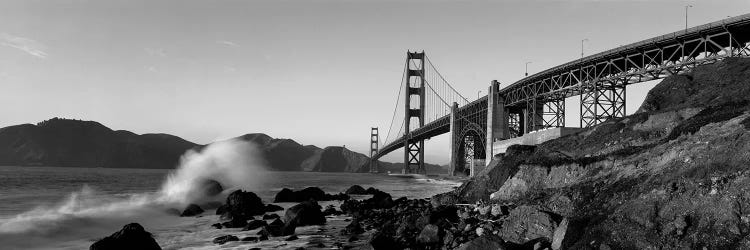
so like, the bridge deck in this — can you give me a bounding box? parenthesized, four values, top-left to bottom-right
(374, 14, 750, 161)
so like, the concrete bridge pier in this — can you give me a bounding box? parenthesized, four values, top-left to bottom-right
(485, 80, 509, 165)
(448, 102, 459, 176)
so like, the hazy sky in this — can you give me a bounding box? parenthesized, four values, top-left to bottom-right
(1, 0, 748, 164)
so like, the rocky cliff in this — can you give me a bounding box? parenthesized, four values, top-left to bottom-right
(433, 57, 750, 249)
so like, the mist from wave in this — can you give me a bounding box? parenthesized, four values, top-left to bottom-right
(0, 139, 267, 249)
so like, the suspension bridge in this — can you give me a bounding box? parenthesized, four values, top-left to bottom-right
(369, 14, 750, 176)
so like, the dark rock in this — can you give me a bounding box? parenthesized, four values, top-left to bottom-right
(345, 185, 367, 195)
(265, 204, 284, 212)
(210, 223, 223, 229)
(370, 233, 399, 250)
(258, 223, 295, 237)
(430, 205, 459, 224)
(180, 204, 204, 217)
(269, 218, 285, 227)
(215, 204, 227, 216)
(370, 189, 394, 209)
(274, 188, 296, 203)
(284, 200, 326, 226)
(243, 220, 267, 231)
(416, 224, 441, 244)
(221, 217, 248, 228)
(219, 190, 265, 221)
(90, 223, 161, 250)
(285, 235, 299, 241)
(322, 205, 342, 216)
(257, 218, 295, 237)
(212, 235, 239, 245)
(292, 186, 326, 201)
(456, 234, 506, 250)
(348, 235, 358, 242)
(274, 187, 349, 202)
(263, 214, 280, 220)
(198, 179, 223, 197)
(341, 219, 365, 236)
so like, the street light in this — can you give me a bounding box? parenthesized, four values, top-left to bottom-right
(477, 90, 482, 99)
(525, 61, 532, 76)
(581, 38, 589, 58)
(685, 5, 693, 30)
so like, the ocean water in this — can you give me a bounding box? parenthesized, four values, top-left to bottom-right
(0, 165, 460, 250)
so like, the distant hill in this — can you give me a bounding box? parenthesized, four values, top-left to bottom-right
(0, 118, 197, 168)
(0, 118, 449, 173)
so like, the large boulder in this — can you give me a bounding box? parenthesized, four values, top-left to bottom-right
(198, 179, 223, 197)
(456, 234, 506, 250)
(499, 206, 556, 245)
(180, 204, 204, 217)
(219, 190, 265, 220)
(416, 224, 441, 244)
(284, 200, 326, 226)
(345, 185, 367, 195)
(340, 219, 365, 236)
(212, 235, 239, 245)
(489, 177, 528, 201)
(273, 187, 348, 202)
(273, 188, 296, 203)
(243, 220, 268, 231)
(258, 218, 296, 237)
(90, 223, 161, 250)
(265, 204, 284, 212)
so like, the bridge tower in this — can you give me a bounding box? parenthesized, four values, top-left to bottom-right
(403, 51, 426, 174)
(369, 127, 379, 173)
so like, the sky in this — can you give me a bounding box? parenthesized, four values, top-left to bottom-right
(1, 0, 748, 165)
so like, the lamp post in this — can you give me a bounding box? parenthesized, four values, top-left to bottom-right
(685, 5, 693, 30)
(581, 38, 589, 58)
(525, 61, 532, 76)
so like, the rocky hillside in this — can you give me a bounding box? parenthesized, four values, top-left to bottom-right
(0, 118, 448, 173)
(432, 57, 750, 249)
(0, 118, 197, 169)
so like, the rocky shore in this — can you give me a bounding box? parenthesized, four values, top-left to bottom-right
(92, 58, 750, 250)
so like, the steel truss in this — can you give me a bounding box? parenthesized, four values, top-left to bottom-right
(508, 112, 521, 138)
(580, 78, 626, 127)
(502, 15, 750, 129)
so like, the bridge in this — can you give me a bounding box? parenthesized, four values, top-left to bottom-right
(370, 14, 750, 176)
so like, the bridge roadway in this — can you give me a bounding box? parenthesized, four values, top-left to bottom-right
(374, 13, 750, 164)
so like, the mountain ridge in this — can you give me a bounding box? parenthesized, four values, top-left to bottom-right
(0, 117, 447, 173)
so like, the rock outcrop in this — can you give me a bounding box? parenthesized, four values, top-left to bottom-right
(431, 58, 750, 249)
(284, 200, 326, 226)
(90, 223, 161, 250)
(217, 190, 265, 221)
(273, 187, 348, 202)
